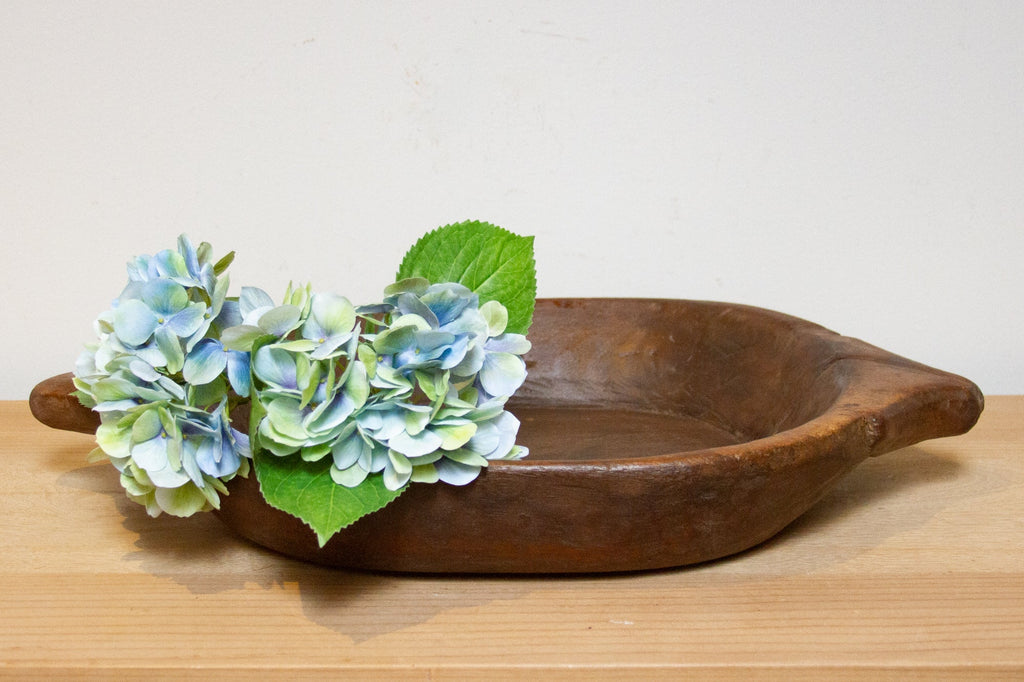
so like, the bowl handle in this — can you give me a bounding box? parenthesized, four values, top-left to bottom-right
(29, 373, 99, 434)
(827, 335, 984, 457)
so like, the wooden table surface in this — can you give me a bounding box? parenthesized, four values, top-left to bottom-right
(1, 397, 1022, 679)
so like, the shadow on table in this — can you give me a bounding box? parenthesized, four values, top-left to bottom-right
(56, 441, 984, 642)
(710, 444, 968, 571)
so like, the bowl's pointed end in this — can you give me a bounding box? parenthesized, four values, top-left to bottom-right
(29, 372, 98, 434)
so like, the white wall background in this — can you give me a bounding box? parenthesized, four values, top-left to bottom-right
(2, 1, 1021, 399)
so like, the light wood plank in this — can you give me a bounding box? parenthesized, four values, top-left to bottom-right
(1, 398, 1022, 678)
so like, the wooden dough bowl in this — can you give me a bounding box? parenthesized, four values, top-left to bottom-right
(31, 299, 983, 573)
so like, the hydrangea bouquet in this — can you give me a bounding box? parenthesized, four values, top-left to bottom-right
(72, 221, 536, 545)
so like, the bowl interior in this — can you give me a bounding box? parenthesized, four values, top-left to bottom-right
(511, 299, 842, 461)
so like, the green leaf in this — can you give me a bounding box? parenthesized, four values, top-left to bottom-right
(254, 449, 406, 547)
(397, 220, 537, 335)
(213, 250, 236, 275)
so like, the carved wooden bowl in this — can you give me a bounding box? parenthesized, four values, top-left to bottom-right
(31, 299, 983, 573)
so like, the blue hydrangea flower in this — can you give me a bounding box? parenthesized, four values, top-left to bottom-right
(76, 234, 252, 518)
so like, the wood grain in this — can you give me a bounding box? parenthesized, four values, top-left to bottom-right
(1, 397, 1021, 678)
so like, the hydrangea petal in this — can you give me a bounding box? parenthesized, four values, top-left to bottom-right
(434, 422, 478, 451)
(265, 398, 310, 441)
(226, 351, 251, 397)
(479, 352, 527, 396)
(131, 435, 170, 471)
(145, 463, 192, 489)
(131, 409, 163, 442)
(443, 448, 489, 468)
(330, 462, 369, 488)
(154, 327, 185, 374)
(435, 458, 482, 486)
(166, 303, 207, 337)
(216, 299, 243, 328)
(197, 439, 240, 478)
(388, 428, 443, 458)
(485, 333, 531, 355)
(451, 344, 485, 376)
(388, 449, 412, 475)
(331, 431, 368, 470)
(142, 278, 188, 315)
(395, 292, 439, 328)
(253, 346, 299, 390)
(308, 293, 356, 337)
(258, 305, 301, 336)
(465, 420, 501, 456)
(410, 463, 440, 484)
(128, 359, 162, 383)
(422, 283, 475, 326)
(220, 324, 265, 352)
(96, 421, 131, 458)
(240, 286, 275, 318)
(383, 460, 411, 491)
(183, 339, 228, 385)
(479, 300, 508, 336)
(113, 299, 158, 346)
(154, 482, 208, 516)
(484, 411, 520, 459)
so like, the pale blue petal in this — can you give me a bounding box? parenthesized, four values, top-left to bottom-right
(132, 342, 169, 368)
(258, 305, 301, 336)
(435, 458, 482, 486)
(220, 324, 266, 352)
(465, 420, 501, 456)
(388, 428, 443, 458)
(226, 351, 251, 397)
(240, 286, 275, 317)
(451, 344, 485, 377)
(438, 334, 470, 369)
(156, 376, 186, 400)
(373, 409, 407, 441)
(483, 411, 520, 460)
(196, 437, 240, 477)
(369, 445, 389, 473)
(308, 293, 356, 336)
(479, 352, 527, 397)
(484, 333, 532, 355)
(330, 462, 369, 487)
(331, 431, 368, 470)
(252, 346, 298, 390)
(216, 299, 243, 328)
(178, 234, 200, 277)
(382, 459, 411, 490)
(422, 283, 475, 326)
(306, 392, 356, 433)
(142, 279, 188, 315)
(131, 436, 170, 471)
(146, 463, 191, 488)
(167, 303, 207, 337)
(231, 429, 251, 458)
(309, 333, 353, 360)
(181, 440, 206, 486)
(183, 339, 228, 385)
(113, 299, 158, 346)
(396, 292, 439, 328)
(128, 359, 161, 383)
